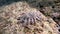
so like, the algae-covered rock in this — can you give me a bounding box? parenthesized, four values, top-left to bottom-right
(0, 0, 59, 34)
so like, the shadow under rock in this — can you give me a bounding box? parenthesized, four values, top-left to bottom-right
(25, 0, 56, 9)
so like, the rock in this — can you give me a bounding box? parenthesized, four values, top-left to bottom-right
(0, 1, 59, 34)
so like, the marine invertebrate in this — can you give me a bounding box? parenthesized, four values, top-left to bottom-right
(17, 11, 41, 26)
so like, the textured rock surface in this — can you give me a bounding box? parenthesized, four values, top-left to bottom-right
(0, 0, 60, 34)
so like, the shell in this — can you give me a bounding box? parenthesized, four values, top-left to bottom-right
(17, 11, 41, 26)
